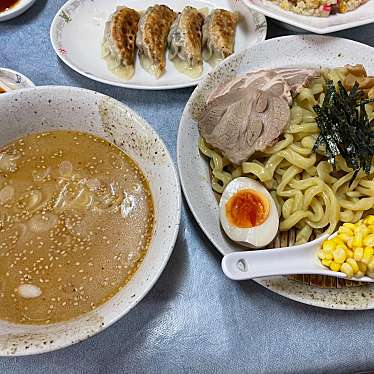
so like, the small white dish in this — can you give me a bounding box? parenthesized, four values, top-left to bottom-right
(50, 0, 267, 90)
(242, 0, 374, 34)
(177, 35, 374, 310)
(0, 68, 35, 92)
(0, 86, 181, 355)
(0, 0, 36, 22)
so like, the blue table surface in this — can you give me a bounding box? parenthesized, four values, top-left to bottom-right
(1, 1, 374, 373)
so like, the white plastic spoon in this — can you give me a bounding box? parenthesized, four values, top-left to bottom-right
(0, 76, 14, 92)
(221, 233, 374, 283)
(0, 69, 34, 92)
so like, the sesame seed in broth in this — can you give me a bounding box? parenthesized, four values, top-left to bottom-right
(0, 131, 154, 324)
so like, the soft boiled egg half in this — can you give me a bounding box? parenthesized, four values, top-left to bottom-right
(219, 177, 279, 248)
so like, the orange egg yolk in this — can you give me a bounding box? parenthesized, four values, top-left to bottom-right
(225, 189, 269, 228)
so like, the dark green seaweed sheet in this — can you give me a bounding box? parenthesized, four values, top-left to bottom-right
(312, 80, 374, 177)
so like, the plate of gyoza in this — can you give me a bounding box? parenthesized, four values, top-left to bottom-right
(50, 0, 267, 90)
(178, 35, 374, 310)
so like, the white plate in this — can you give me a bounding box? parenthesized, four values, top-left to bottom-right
(0, 86, 181, 355)
(177, 35, 374, 310)
(0, 68, 35, 91)
(0, 0, 36, 22)
(50, 0, 267, 90)
(243, 0, 374, 34)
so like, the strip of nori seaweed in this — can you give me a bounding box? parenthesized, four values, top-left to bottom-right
(313, 80, 374, 178)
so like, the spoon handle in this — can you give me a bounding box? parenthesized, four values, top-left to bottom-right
(0, 78, 13, 91)
(0, 73, 17, 91)
(221, 234, 328, 281)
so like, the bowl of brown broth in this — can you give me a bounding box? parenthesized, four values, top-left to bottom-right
(0, 86, 181, 355)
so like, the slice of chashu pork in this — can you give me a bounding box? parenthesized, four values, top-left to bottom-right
(198, 68, 319, 165)
(102, 6, 140, 80)
(136, 5, 177, 78)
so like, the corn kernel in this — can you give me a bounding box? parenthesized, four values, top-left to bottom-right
(354, 247, 364, 261)
(362, 247, 374, 264)
(364, 216, 374, 225)
(333, 237, 345, 247)
(337, 233, 351, 243)
(358, 262, 367, 273)
(325, 252, 333, 260)
(346, 249, 353, 258)
(363, 234, 374, 248)
(355, 224, 369, 240)
(368, 258, 374, 273)
(318, 216, 374, 278)
(322, 240, 336, 252)
(343, 223, 356, 230)
(355, 270, 365, 278)
(351, 238, 363, 248)
(363, 225, 370, 236)
(338, 226, 353, 236)
(341, 263, 353, 277)
(317, 250, 325, 260)
(330, 261, 341, 272)
(346, 258, 359, 274)
(337, 243, 347, 251)
(322, 259, 332, 267)
(333, 247, 346, 263)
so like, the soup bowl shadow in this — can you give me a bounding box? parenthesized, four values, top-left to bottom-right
(0, 86, 181, 356)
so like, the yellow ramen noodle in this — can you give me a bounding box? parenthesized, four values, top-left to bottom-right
(199, 67, 374, 244)
(0, 131, 154, 324)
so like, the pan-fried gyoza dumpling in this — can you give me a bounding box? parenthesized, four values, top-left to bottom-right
(136, 5, 176, 78)
(167, 6, 205, 79)
(202, 9, 238, 66)
(102, 6, 140, 80)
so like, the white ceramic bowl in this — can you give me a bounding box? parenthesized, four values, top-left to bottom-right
(0, 86, 181, 356)
(0, 0, 36, 22)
